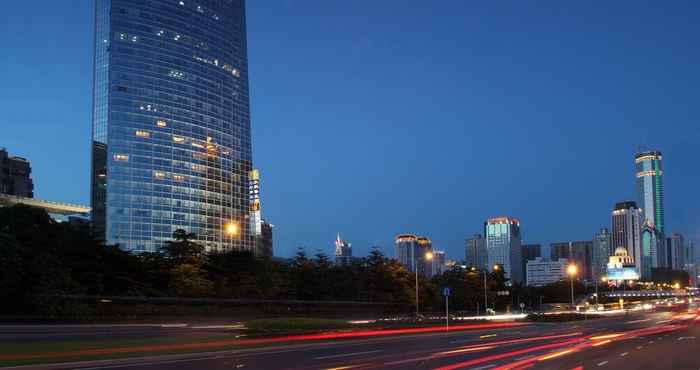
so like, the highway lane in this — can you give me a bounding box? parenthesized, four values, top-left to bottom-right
(6, 310, 685, 370)
(4, 308, 695, 370)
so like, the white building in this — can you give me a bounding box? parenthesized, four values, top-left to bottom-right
(526, 258, 568, 287)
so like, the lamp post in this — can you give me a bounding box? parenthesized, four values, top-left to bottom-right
(415, 251, 433, 316)
(483, 264, 499, 315)
(567, 264, 578, 309)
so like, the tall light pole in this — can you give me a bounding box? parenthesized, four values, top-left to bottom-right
(415, 251, 433, 316)
(484, 264, 499, 315)
(567, 264, 578, 308)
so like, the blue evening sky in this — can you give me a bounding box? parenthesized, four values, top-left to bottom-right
(2, 1, 699, 261)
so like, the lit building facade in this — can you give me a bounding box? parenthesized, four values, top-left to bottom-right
(91, 0, 254, 252)
(484, 217, 523, 284)
(606, 247, 640, 282)
(611, 201, 643, 277)
(522, 244, 542, 284)
(334, 233, 352, 266)
(432, 250, 446, 277)
(0, 148, 33, 198)
(593, 228, 611, 278)
(465, 234, 487, 270)
(635, 150, 665, 233)
(550, 241, 593, 281)
(526, 258, 568, 287)
(395, 234, 433, 277)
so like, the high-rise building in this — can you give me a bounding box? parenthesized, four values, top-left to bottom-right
(0, 148, 33, 198)
(484, 217, 523, 284)
(334, 233, 352, 266)
(611, 201, 643, 277)
(550, 241, 593, 281)
(432, 250, 446, 277)
(593, 228, 611, 278)
(635, 150, 665, 233)
(667, 233, 685, 270)
(91, 0, 254, 252)
(526, 258, 568, 287)
(522, 244, 542, 284)
(395, 234, 433, 277)
(465, 234, 487, 269)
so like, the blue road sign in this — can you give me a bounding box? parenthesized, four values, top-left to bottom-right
(443, 287, 451, 297)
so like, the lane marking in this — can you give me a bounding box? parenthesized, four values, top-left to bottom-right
(77, 356, 225, 370)
(620, 352, 629, 357)
(678, 336, 696, 341)
(656, 320, 671, 324)
(597, 361, 609, 366)
(636, 346, 643, 350)
(315, 350, 382, 360)
(470, 365, 496, 370)
(160, 324, 188, 328)
(625, 319, 651, 324)
(480, 334, 498, 339)
(514, 355, 535, 361)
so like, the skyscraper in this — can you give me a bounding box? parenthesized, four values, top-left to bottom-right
(522, 244, 542, 284)
(550, 241, 593, 281)
(592, 228, 611, 278)
(635, 150, 665, 233)
(334, 233, 352, 266)
(0, 148, 33, 198)
(465, 234, 487, 269)
(667, 233, 685, 270)
(91, 0, 254, 252)
(484, 217, 522, 284)
(395, 234, 433, 277)
(611, 202, 643, 278)
(431, 250, 446, 277)
(259, 219, 273, 258)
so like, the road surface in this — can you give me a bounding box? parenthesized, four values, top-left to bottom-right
(4, 305, 699, 370)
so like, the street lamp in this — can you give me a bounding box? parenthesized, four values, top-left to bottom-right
(567, 264, 578, 308)
(415, 251, 434, 316)
(225, 222, 239, 236)
(483, 264, 499, 316)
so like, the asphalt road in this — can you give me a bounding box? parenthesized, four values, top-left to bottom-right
(5, 305, 699, 370)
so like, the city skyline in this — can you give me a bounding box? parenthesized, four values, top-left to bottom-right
(2, 1, 700, 260)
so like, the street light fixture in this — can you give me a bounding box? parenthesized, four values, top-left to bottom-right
(225, 222, 239, 236)
(567, 264, 577, 308)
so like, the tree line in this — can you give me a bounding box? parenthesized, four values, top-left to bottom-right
(0, 205, 597, 318)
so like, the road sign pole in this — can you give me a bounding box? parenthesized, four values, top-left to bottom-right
(445, 295, 449, 331)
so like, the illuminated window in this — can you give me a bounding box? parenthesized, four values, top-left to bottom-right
(173, 136, 185, 143)
(153, 171, 166, 179)
(135, 130, 150, 138)
(173, 174, 185, 182)
(191, 142, 204, 149)
(113, 154, 129, 162)
(156, 120, 167, 127)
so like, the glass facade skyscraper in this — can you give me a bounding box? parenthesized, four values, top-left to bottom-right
(91, 0, 254, 252)
(484, 217, 522, 284)
(635, 150, 665, 233)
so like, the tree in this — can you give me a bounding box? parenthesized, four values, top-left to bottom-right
(161, 229, 204, 265)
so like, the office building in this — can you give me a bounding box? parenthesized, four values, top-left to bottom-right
(465, 234, 487, 269)
(550, 241, 593, 281)
(0, 148, 33, 198)
(485, 217, 523, 284)
(611, 201, 643, 277)
(395, 234, 433, 277)
(91, 0, 255, 252)
(334, 233, 352, 266)
(667, 233, 685, 270)
(526, 258, 568, 287)
(432, 250, 446, 276)
(635, 150, 665, 233)
(522, 243, 542, 283)
(593, 228, 611, 278)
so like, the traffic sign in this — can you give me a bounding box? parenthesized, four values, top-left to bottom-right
(443, 287, 451, 297)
